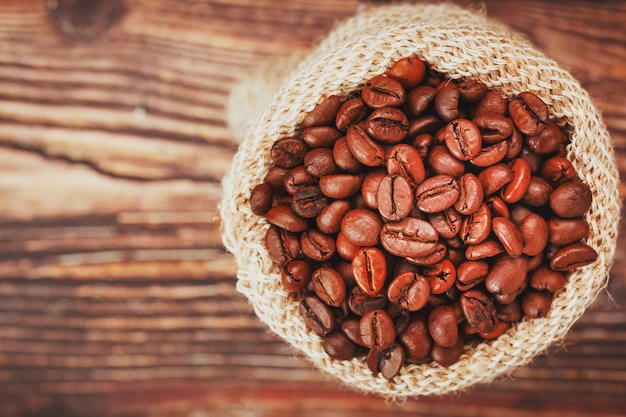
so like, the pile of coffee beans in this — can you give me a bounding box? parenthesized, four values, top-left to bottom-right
(249, 56, 598, 380)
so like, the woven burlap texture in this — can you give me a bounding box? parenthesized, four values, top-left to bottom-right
(220, 3, 621, 398)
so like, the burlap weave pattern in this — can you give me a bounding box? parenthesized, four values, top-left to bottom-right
(220, 3, 621, 397)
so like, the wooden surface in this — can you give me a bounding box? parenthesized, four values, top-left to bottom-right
(0, 0, 625, 416)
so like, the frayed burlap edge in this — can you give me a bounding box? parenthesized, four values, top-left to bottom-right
(219, 3, 621, 398)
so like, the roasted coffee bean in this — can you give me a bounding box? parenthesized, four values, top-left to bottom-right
(508, 92, 548, 136)
(352, 247, 388, 296)
(431, 336, 464, 367)
(441, 119, 482, 161)
(473, 113, 513, 144)
(525, 120, 565, 154)
(411, 133, 433, 158)
(518, 212, 549, 256)
(496, 299, 523, 322)
(509, 204, 533, 225)
(291, 186, 329, 218)
(265, 225, 300, 266)
(522, 176, 552, 207)
(346, 124, 386, 167)
(336, 97, 368, 131)
(456, 260, 489, 291)
(501, 158, 531, 204)
(359, 169, 386, 209)
(377, 175, 413, 222)
(367, 343, 405, 380)
(549, 181, 593, 218)
(264, 166, 289, 195)
(336, 232, 361, 261)
(408, 114, 445, 136)
(406, 242, 448, 266)
(485, 255, 528, 297)
(323, 330, 359, 360)
(271, 136, 310, 168)
(366, 106, 409, 144)
(387, 271, 430, 311)
(302, 126, 342, 148)
(472, 90, 508, 116)
(380, 217, 439, 258)
(540, 156, 578, 185)
(300, 295, 336, 336)
(340, 317, 366, 347)
(348, 286, 388, 316)
(266, 204, 308, 233)
(458, 79, 488, 103)
(333, 137, 363, 173)
(428, 207, 462, 239)
(250, 183, 273, 215)
(506, 128, 524, 159)
(478, 163, 514, 196)
(406, 85, 437, 117)
(386, 143, 426, 187)
(312, 267, 347, 307)
(359, 309, 396, 349)
(341, 209, 383, 247)
(485, 196, 510, 219)
(304, 147, 339, 177)
(435, 85, 460, 122)
(316, 199, 351, 234)
(428, 145, 466, 178)
(492, 217, 524, 257)
(428, 305, 459, 348)
(300, 229, 336, 262)
(281, 260, 311, 292)
(284, 165, 316, 195)
(461, 290, 497, 333)
(529, 265, 567, 293)
(460, 203, 491, 245)
(389, 56, 426, 89)
(302, 95, 343, 127)
(319, 174, 362, 199)
(478, 319, 509, 339)
(518, 146, 542, 174)
(399, 315, 432, 360)
(415, 174, 460, 213)
(521, 289, 553, 319)
(362, 75, 406, 108)
(470, 139, 509, 167)
(547, 217, 590, 246)
(454, 173, 483, 215)
(423, 259, 457, 294)
(527, 251, 545, 271)
(549, 242, 598, 271)
(465, 240, 505, 261)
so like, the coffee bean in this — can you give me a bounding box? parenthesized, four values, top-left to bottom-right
(508, 92, 549, 136)
(501, 158, 531, 204)
(333, 137, 363, 173)
(406, 85, 437, 117)
(302, 126, 343, 148)
(478, 320, 509, 339)
(335, 232, 361, 261)
(441, 119, 482, 161)
(458, 79, 488, 103)
(266, 204, 308, 233)
(423, 259, 457, 295)
(472, 113, 513, 144)
(428, 207, 462, 239)
(411, 133, 433, 158)
(341, 209, 383, 247)
(250, 183, 273, 215)
(428, 145, 466, 178)
(408, 114, 445, 136)
(525, 120, 565, 154)
(386, 143, 426, 188)
(352, 247, 388, 296)
(485, 196, 510, 219)
(302, 95, 343, 127)
(540, 156, 578, 185)
(265, 225, 300, 266)
(399, 315, 432, 360)
(316, 199, 351, 234)
(281, 260, 312, 292)
(435, 85, 460, 122)
(388, 56, 426, 89)
(522, 176, 553, 207)
(549, 181, 593, 218)
(464, 239, 505, 261)
(428, 305, 459, 348)
(304, 147, 339, 177)
(264, 166, 289, 195)
(406, 242, 448, 266)
(496, 299, 523, 322)
(478, 163, 514, 196)
(377, 175, 413, 222)
(547, 217, 590, 246)
(300, 295, 336, 336)
(340, 317, 366, 347)
(319, 174, 362, 199)
(348, 286, 388, 316)
(380, 217, 439, 258)
(492, 217, 524, 257)
(387, 271, 430, 311)
(454, 173, 484, 215)
(323, 330, 359, 360)
(529, 265, 567, 293)
(431, 337, 465, 367)
(312, 267, 347, 307)
(366, 106, 409, 144)
(473, 91, 508, 116)
(470, 139, 509, 167)
(362, 75, 406, 108)
(506, 128, 524, 159)
(336, 97, 368, 131)
(461, 289, 497, 333)
(367, 343, 405, 380)
(549, 242, 598, 271)
(485, 255, 528, 297)
(359, 309, 396, 349)
(300, 229, 336, 262)
(271, 136, 310, 168)
(456, 260, 489, 291)
(284, 165, 316, 195)
(460, 203, 492, 245)
(346, 124, 386, 167)
(415, 174, 460, 213)
(521, 289, 552, 319)
(291, 186, 329, 218)
(518, 212, 549, 256)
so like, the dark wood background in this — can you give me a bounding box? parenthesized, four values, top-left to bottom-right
(0, 0, 625, 416)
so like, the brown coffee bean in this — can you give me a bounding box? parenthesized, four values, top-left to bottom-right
(377, 175, 413, 222)
(485, 255, 528, 296)
(359, 169, 386, 209)
(470, 139, 509, 167)
(386, 143, 426, 188)
(346, 124, 386, 167)
(312, 267, 347, 307)
(428, 145, 466, 178)
(428, 305, 459, 348)
(281, 260, 312, 292)
(496, 299, 523, 322)
(264, 166, 289, 195)
(302, 126, 342, 149)
(316, 199, 351, 234)
(525, 120, 565, 154)
(319, 174, 362, 199)
(300, 229, 336, 262)
(348, 286, 388, 316)
(549, 242, 598, 271)
(518, 212, 549, 256)
(283, 165, 316, 195)
(250, 183, 273, 215)
(549, 181, 593, 218)
(473, 113, 514, 144)
(336, 232, 361, 261)
(411, 133, 433, 158)
(399, 315, 432, 360)
(367, 343, 405, 380)
(388, 56, 426, 89)
(485, 196, 510, 219)
(454, 173, 484, 215)
(540, 156, 578, 185)
(265, 225, 300, 266)
(266, 204, 308, 233)
(415, 174, 460, 213)
(478, 163, 514, 196)
(406, 85, 437, 118)
(460, 203, 492, 245)
(506, 128, 524, 159)
(509, 204, 533, 225)
(408, 114, 445, 137)
(492, 217, 524, 257)
(428, 207, 462, 239)
(333, 136, 363, 173)
(304, 147, 339, 177)
(406, 242, 448, 266)
(521, 289, 553, 319)
(461, 289, 497, 334)
(300, 295, 336, 336)
(387, 271, 430, 311)
(458, 79, 487, 103)
(291, 186, 329, 218)
(501, 158, 531, 204)
(423, 259, 457, 295)
(341, 209, 383, 247)
(302, 95, 343, 128)
(362, 75, 405, 108)
(435, 85, 460, 122)
(522, 176, 553, 207)
(472, 90, 508, 116)
(465, 240, 505, 261)
(336, 97, 368, 131)
(352, 247, 388, 295)
(456, 260, 489, 291)
(380, 217, 439, 258)
(547, 217, 590, 246)
(271, 136, 310, 168)
(431, 336, 464, 367)
(529, 265, 567, 293)
(508, 92, 549, 136)
(323, 330, 359, 360)
(359, 309, 396, 349)
(441, 119, 482, 161)
(478, 320, 509, 339)
(366, 107, 409, 144)
(518, 146, 542, 174)
(340, 317, 366, 347)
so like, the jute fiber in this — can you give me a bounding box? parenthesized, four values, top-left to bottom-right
(220, 3, 621, 398)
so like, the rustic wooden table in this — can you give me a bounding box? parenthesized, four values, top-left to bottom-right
(0, 0, 625, 416)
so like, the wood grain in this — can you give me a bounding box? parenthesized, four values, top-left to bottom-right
(0, 0, 625, 416)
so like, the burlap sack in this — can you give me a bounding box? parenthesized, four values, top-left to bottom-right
(220, 3, 621, 398)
